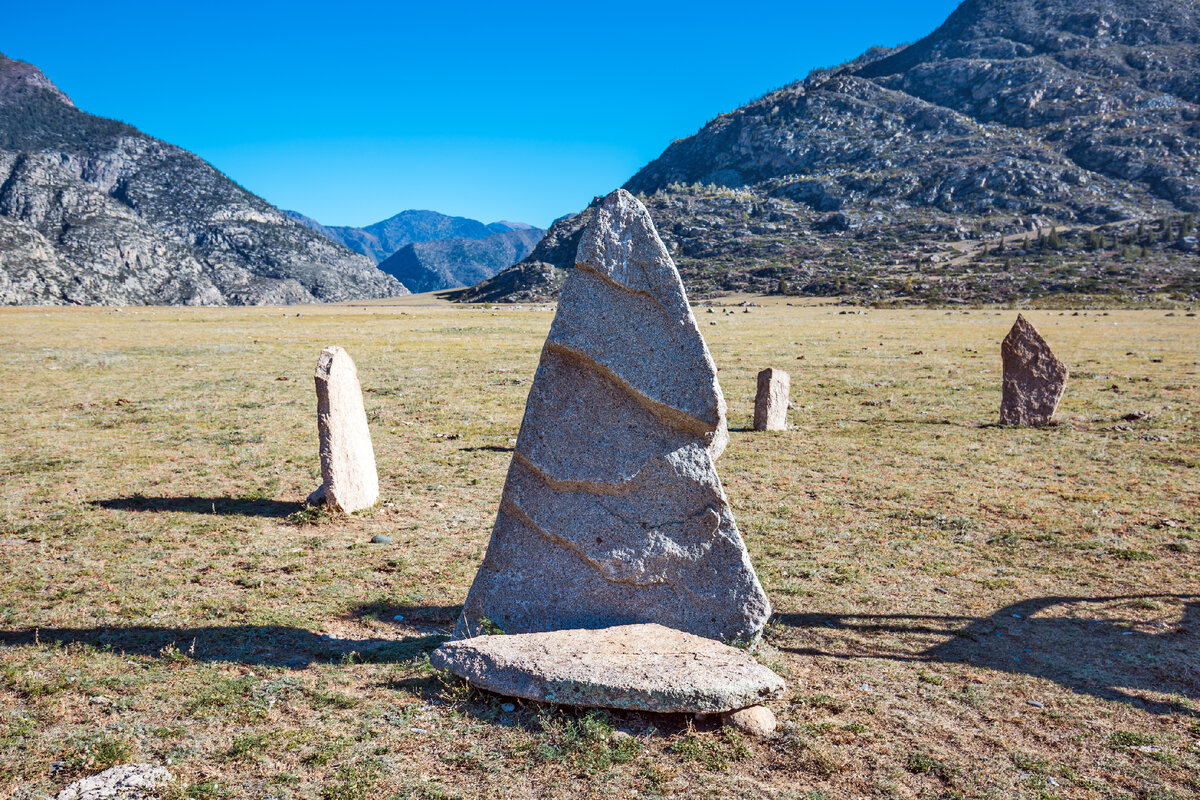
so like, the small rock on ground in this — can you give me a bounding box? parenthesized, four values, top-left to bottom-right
(54, 764, 171, 800)
(722, 705, 777, 738)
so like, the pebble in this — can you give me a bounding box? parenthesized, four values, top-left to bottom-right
(1026, 700, 1045, 709)
(371, 535, 392, 544)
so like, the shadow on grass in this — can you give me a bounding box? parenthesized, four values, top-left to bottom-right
(382, 671, 696, 738)
(773, 594, 1199, 717)
(94, 495, 301, 518)
(0, 624, 446, 668)
(458, 445, 514, 453)
(352, 602, 463, 627)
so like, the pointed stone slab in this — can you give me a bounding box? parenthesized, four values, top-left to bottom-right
(1000, 315, 1069, 426)
(430, 624, 785, 713)
(754, 368, 790, 431)
(307, 346, 379, 512)
(455, 189, 770, 643)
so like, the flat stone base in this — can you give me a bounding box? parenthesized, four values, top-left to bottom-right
(430, 623, 785, 713)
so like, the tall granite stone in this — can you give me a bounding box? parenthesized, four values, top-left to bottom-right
(754, 368, 790, 431)
(1000, 314, 1069, 426)
(455, 189, 770, 644)
(307, 346, 379, 513)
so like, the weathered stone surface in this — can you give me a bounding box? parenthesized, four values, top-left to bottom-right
(308, 346, 379, 512)
(1000, 315, 1069, 426)
(454, 189, 769, 643)
(430, 624, 785, 713)
(54, 764, 171, 800)
(753, 368, 790, 431)
(722, 705, 777, 737)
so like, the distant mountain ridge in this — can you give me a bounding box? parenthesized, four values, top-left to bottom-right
(0, 53, 407, 306)
(288, 209, 545, 292)
(378, 227, 544, 293)
(465, 0, 1200, 305)
(284, 209, 538, 264)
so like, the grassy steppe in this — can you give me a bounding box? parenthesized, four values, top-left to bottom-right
(0, 297, 1196, 800)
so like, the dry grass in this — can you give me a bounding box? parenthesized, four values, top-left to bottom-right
(0, 296, 1196, 800)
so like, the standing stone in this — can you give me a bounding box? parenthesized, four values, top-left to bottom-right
(307, 346, 379, 513)
(1000, 315, 1069, 426)
(454, 189, 770, 644)
(753, 368, 790, 431)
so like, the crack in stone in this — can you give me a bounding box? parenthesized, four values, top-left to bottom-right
(499, 497, 668, 587)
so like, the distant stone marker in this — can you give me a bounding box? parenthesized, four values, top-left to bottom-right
(754, 368, 790, 431)
(454, 189, 770, 643)
(431, 624, 785, 713)
(307, 346, 379, 512)
(1000, 314, 1069, 426)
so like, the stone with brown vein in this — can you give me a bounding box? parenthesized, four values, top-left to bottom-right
(454, 189, 769, 644)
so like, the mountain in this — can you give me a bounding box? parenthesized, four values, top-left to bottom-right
(0, 54, 407, 306)
(286, 209, 515, 264)
(463, 0, 1200, 305)
(377, 226, 544, 293)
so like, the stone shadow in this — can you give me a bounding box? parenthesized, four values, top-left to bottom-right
(0, 624, 445, 668)
(94, 495, 301, 518)
(773, 594, 1198, 716)
(351, 602, 463, 628)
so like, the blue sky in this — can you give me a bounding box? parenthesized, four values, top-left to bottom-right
(7, 1, 960, 228)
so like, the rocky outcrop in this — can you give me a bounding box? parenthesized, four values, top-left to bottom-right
(465, 0, 1200, 304)
(0, 54, 408, 305)
(447, 258, 567, 303)
(455, 190, 770, 644)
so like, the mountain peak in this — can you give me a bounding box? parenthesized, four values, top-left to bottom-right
(471, 0, 1200, 305)
(0, 53, 73, 107)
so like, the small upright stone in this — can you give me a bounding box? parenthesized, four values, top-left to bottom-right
(754, 368, 790, 431)
(307, 346, 379, 512)
(454, 189, 770, 644)
(1000, 315, 1069, 426)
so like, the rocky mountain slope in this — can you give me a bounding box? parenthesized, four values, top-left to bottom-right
(377, 226, 544, 293)
(285, 209, 535, 264)
(0, 54, 407, 305)
(465, 0, 1200, 305)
